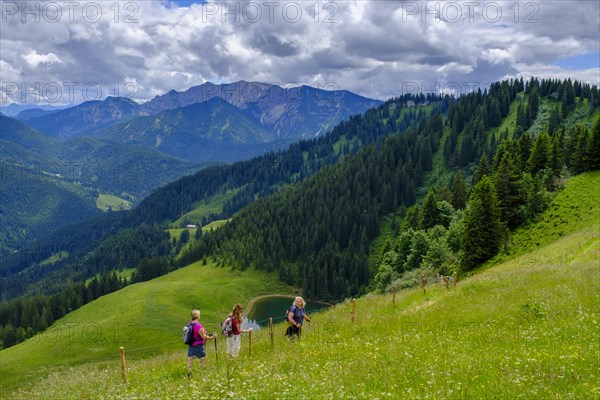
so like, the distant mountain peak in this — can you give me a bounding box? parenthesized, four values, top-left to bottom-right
(24, 95, 141, 137)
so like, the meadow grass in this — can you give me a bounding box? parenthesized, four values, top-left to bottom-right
(174, 190, 239, 226)
(3, 173, 598, 399)
(8, 225, 597, 399)
(0, 263, 291, 394)
(95, 194, 131, 212)
(502, 171, 600, 257)
(169, 220, 230, 240)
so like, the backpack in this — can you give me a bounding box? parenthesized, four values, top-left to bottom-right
(285, 306, 294, 324)
(221, 316, 233, 337)
(183, 322, 197, 345)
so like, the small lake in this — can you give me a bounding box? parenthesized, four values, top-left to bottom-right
(244, 295, 331, 328)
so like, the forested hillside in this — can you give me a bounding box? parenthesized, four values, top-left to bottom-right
(176, 78, 600, 301)
(129, 93, 447, 226)
(0, 93, 441, 347)
(2, 93, 439, 287)
(1, 78, 598, 349)
(0, 114, 200, 254)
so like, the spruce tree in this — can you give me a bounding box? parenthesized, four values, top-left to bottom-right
(585, 117, 600, 170)
(528, 131, 551, 175)
(518, 132, 533, 171)
(495, 153, 525, 229)
(421, 190, 440, 230)
(472, 154, 490, 185)
(561, 79, 576, 117)
(451, 172, 469, 210)
(402, 205, 421, 231)
(549, 133, 563, 177)
(548, 106, 561, 135)
(460, 176, 502, 272)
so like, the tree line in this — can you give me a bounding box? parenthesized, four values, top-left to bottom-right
(0, 272, 126, 349)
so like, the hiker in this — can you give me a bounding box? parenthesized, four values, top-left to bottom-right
(187, 309, 216, 378)
(286, 296, 311, 338)
(226, 303, 253, 358)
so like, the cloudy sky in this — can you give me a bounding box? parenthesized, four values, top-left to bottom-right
(1, 0, 598, 105)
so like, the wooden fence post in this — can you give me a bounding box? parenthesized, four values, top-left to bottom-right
(248, 331, 252, 356)
(453, 271, 457, 288)
(421, 274, 427, 296)
(392, 286, 396, 306)
(269, 317, 274, 348)
(214, 336, 218, 366)
(351, 298, 356, 323)
(119, 346, 127, 384)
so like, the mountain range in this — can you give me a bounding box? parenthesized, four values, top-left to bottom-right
(0, 114, 199, 254)
(17, 81, 382, 152)
(137, 81, 383, 139)
(0, 103, 66, 117)
(1, 81, 381, 252)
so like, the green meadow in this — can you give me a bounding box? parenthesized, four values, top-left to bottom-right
(0, 264, 291, 392)
(96, 194, 132, 212)
(174, 190, 239, 226)
(2, 172, 599, 399)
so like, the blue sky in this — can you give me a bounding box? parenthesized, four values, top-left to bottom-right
(1, 0, 598, 105)
(554, 52, 600, 70)
(171, 0, 205, 7)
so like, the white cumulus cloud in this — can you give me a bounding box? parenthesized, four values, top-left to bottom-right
(0, 0, 598, 105)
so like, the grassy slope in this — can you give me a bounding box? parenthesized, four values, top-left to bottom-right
(174, 190, 239, 226)
(5, 172, 599, 399)
(96, 194, 132, 212)
(0, 263, 291, 391)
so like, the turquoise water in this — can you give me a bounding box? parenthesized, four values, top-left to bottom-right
(245, 295, 330, 327)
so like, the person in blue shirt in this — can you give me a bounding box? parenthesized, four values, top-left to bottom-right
(286, 296, 311, 338)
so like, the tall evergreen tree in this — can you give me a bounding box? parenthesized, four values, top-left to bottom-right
(549, 132, 563, 177)
(548, 106, 561, 135)
(528, 86, 540, 122)
(568, 125, 589, 173)
(472, 154, 490, 185)
(402, 205, 421, 231)
(516, 102, 527, 132)
(585, 117, 600, 170)
(460, 176, 502, 272)
(451, 172, 469, 210)
(518, 132, 533, 171)
(528, 131, 551, 175)
(421, 190, 440, 230)
(561, 79, 576, 117)
(494, 153, 525, 229)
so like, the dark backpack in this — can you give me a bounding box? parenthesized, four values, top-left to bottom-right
(285, 306, 294, 324)
(183, 322, 198, 345)
(221, 316, 233, 337)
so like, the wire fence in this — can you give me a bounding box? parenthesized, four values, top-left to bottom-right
(1, 283, 452, 395)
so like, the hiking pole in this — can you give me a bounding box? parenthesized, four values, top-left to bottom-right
(214, 336, 219, 366)
(248, 331, 252, 356)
